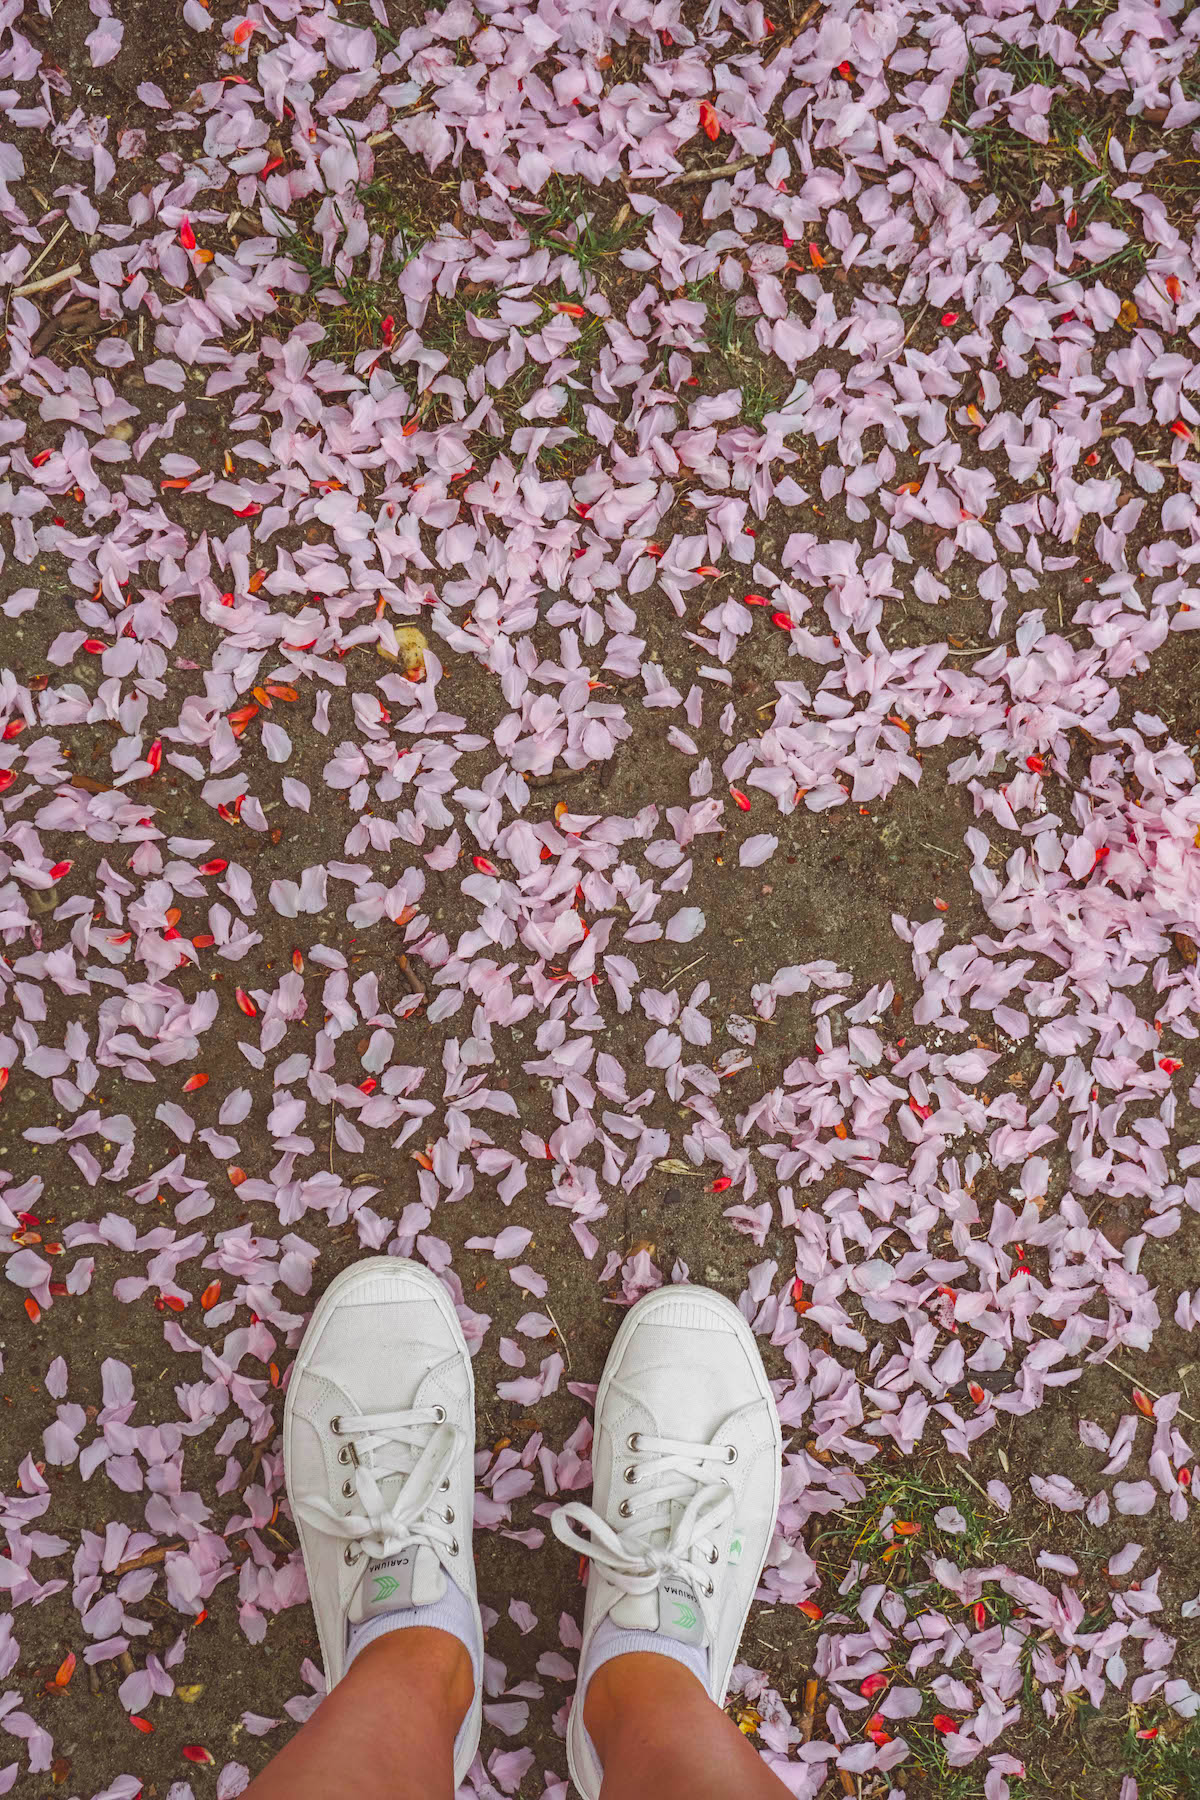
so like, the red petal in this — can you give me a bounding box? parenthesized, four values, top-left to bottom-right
(729, 787, 751, 811)
(199, 858, 228, 874)
(859, 1672, 888, 1698)
(24, 1296, 40, 1323)
(235, 988, 257, 1017)
(181, 1073, 209, 1092)
(472, 855, 498, 876)
(131, 1715, 155, 1733)
(770, 611, 794, 630)
(48, 861, 72, 880)
(181, 1746, 215, 1764)
(710, 1175, 733, 1192)
(797, 1600, 823, 1620)
(932, 1714, 958, 1734)
(200, 1281, 221, 1310)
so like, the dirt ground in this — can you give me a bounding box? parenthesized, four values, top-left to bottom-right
(4, 599, 1198, 1798)
(4, 0, 1200, 1797)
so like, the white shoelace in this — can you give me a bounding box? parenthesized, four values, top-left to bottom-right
(552, 1432, 737, 1640)
(299, 1406, 461, 1565)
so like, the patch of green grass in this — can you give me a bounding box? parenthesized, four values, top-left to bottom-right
(810, 1460, 1024, 1602)
(264, 174, 431, 356)
(1123, 1716, 1200, 1800)
(525, 179, 646, 273)
(710, 296, 751, 357)
(739, 368, 781, 429)
(948, 43, 1125, 217)
(270, 226, 396, 354)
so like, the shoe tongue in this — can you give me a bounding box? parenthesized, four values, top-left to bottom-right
(350, 1546, 446, 1624)
(611, 1576, 706, 1646)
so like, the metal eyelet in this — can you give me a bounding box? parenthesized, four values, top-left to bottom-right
(624, 1466, 638, 1485)
(344, 1544, 361, 1565)
(445, 1506, 455, 1524)
(330, 1416, 343, 1435)
(342, 1479, 355, 1499)
(708, 1547, 719, 1565)
(440, 1477, 450, 1492)
(725, 1446, 738, 1464)
(704, 1579, 715, 1597)
(432, 1405, 447, 1423)
(337, 1445, 353, 1465)
(450, 1538, 459, 1556)
(618, 1499, 633, 1519)
(627, 1433, 641, 1452)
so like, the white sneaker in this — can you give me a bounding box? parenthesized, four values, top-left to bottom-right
(284, 1256, 482, 1782)
(551, 1285, 782, 1800)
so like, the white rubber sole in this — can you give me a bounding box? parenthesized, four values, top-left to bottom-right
(283, 1255, 482, 1785)
(566, 1283, 784, 1800)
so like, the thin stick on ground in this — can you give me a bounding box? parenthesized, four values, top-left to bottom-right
(13, 221, 69, 289)
(112, 1541, 184, 1577)
(544, 1301, 572, 1372)
(666, 155, 758, 189)
(1029, 1323, 1198, 1423)
(15, 261, 82, 299)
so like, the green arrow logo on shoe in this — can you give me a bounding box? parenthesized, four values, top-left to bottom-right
(371, 1574, 401, 1603)
(670, 1601, 698, 1632)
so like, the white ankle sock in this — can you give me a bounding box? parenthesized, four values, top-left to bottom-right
(345, 1572, 480, 1758)
(576, 1618, 710, 1772)
(346, 1569, 480, 1674)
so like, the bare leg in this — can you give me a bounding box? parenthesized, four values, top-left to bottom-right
(243, 1628, 473, 1800)
(586, 1654, 794, 1800)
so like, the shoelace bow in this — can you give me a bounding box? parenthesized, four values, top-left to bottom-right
(299, 1406, 460, 1565)
(552, 1431, 737, 1640)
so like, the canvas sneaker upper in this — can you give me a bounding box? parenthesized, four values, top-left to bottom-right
(551, 1284, 783, 1800)
(283, 1256, 482, 1783)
